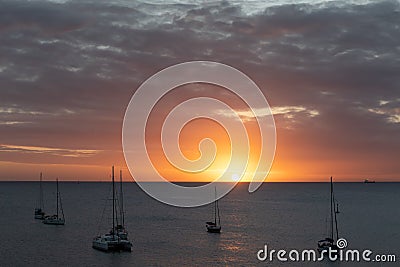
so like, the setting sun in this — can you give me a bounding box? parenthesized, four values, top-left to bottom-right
(231, 173, 240, 182)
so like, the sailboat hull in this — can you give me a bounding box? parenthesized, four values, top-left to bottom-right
(43, 219, 65, 225)
(206, 224, 221, 233)
(92, 240, 110, 252)
(317, 238, 339, 253)
(34, 214, 45, 220)
(34, 209, 45, 220)
(92, 237, 132, 252)
(43, 216, 65, 225)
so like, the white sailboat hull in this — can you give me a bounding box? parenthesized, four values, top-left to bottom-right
(34, 211, 45, 220)
(92, 235, 132, 252)
(92, 239, 110, 251)
(43, 216, 65, 225)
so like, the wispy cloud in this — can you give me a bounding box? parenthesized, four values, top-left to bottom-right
(0, 107, 46, 115)
(367, 107, 400, 124)
(271, 106, 319, 117)
(0, 121, 32, 125)
(0, 144, 100, 158)
(215, 106, 319, 122)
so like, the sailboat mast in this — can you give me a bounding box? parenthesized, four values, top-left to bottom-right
(333, 181, 339, 241)
(330, 176, 334, 241)
(112, 166, 115, 237)
(56, 179, 59, 219)
(217, 197, 220, 226)
(39, 172, 43, 209)
(214, 187, 217, 225)
(120, 170, 124, 227)
(334, 195, 339, 240)
(59, 190, 65, 221)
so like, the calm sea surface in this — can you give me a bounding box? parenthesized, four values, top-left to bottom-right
(0, 182, 398, 266)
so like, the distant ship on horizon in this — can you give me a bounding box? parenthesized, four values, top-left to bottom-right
(364, 179, 376, 183)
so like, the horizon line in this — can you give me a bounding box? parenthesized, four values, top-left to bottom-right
(0, 180, 399, 183)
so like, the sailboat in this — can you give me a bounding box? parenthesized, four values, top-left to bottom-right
(34, 172, 46, 220)
(317, 176, 340, 253)
(43, 179, 65, 225)
(92, 166, 132, 252)
(206, 187, 221, 233)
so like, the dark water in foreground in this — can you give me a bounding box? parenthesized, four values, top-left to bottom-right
(0, 182, 398, 266)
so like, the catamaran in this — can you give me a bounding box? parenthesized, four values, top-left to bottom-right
(92, 166, 132, 252)
(206, 187, 221, 233)
(34, 172, 46, 220)
(317, 176, 340, 253)
(43, 179, 65, 225)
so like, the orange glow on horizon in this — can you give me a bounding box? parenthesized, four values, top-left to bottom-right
(1, 86, 398, 182)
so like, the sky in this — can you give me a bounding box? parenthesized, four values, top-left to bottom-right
(0, 0, 399, 182)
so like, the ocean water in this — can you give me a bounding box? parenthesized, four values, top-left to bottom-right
(0, 182, 398, 266)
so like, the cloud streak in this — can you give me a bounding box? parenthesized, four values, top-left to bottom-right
(0, 144, 100, 158)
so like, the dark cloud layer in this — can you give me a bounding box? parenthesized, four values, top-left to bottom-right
(0, 0, 399, 179)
